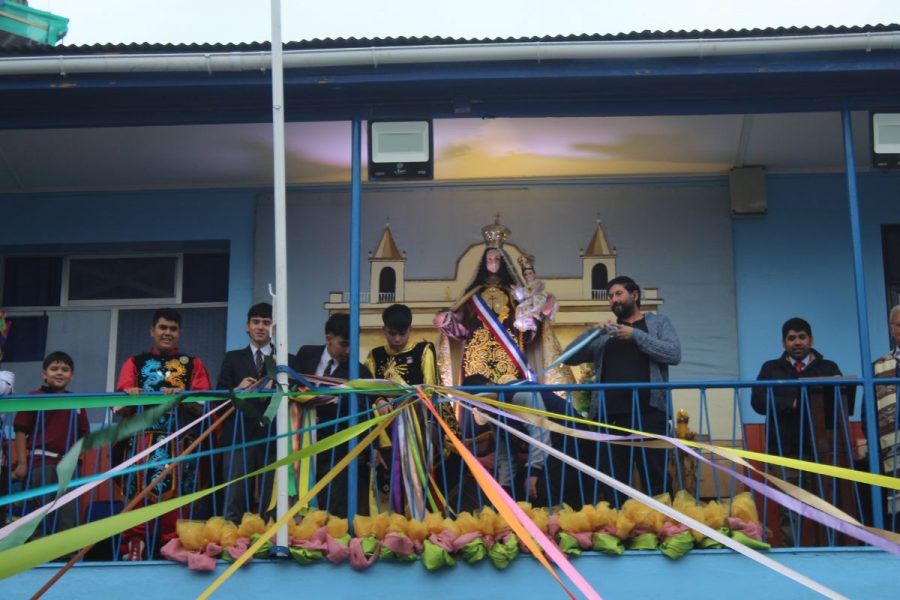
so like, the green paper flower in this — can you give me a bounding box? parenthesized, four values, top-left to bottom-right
(697, 537, 724, 549)
(422, 539, 456, 571)
(379, 545, 417, 562)
(659, 530, 694, 560)
(360, 535, 379, 558)
(459, 538, 488, 564)
(628, 533, 659, 551)
(489, 535, 520, 569)
(289, 546, 324, 565)
(591, 532, 625, 555)
(249, 533, 274, 559)
(556, 532, 582, 557)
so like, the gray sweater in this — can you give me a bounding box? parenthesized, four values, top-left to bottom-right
(563, 312, 681, 418)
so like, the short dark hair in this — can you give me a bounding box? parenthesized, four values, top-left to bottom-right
(247, 302, 272, 322)
(325, 313, 350, 339)
(152, 308, 182, 327)
(461, 374, 494, 387)
(782, 317, 812, 339)
(43, 351, 74, 371)
(606, 276, 641, 307)
(382, 304, 412, 332)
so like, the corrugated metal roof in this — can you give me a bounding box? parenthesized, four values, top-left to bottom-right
(1, 23, 899, 56)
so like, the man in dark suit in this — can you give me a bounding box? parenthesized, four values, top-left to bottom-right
(217, 302, 276, 523)
(290, 313, 371, 517)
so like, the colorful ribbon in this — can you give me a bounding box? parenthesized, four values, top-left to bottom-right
(0, 409, 395, 581)
(0, 400, 232, 547)
(472, 405, 848, 600)
(417, 387, 599, 600)
(196, 408, 400, 600)
(455, 389, 900, 553)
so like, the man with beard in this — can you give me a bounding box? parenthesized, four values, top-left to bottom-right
(563, 276, 680, 505)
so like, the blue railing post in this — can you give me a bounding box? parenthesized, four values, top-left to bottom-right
(347, 118, 362, 522)
(841, 108, 884, 529)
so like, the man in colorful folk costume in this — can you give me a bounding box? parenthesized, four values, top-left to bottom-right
(366, 304, 459, 517)
(115, 307, 212, 560)
(869, 304, 900, 531)
(433, 216, 572, 388)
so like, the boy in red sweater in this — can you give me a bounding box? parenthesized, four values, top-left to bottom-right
(13, 351, 89, 536)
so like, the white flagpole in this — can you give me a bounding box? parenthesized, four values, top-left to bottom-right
(269, 0, 290, 550)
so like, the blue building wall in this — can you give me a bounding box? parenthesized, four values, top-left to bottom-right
(733, 173, 900, 397)
(0, 190, 257, 351)
(256, 178, 741, 381)
(2, 172, 897, 399)
(2, 549, 895, 599)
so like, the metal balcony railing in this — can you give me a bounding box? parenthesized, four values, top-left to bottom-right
(2, 377, 896, 561)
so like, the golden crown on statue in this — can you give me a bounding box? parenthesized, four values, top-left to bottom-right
(517, 252, 535, 271)
(481, 213, 510, 248)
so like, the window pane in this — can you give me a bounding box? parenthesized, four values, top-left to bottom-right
(68, 257, 176, 301)
(2, 315, 48, 362)
(182, 253, 229, 303)
(2, 256, 63, 306)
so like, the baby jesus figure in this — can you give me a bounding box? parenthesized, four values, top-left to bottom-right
(513, 253, 557, 339)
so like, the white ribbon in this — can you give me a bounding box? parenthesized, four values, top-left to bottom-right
(473, 406, 849, 600)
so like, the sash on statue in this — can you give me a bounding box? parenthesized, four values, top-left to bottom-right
(470, 293, 536, 382)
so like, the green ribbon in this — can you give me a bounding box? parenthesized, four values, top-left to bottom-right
(261, 389, 284, 426)
(730, 530, 772, 551)
(0, 409, 392, 580)
(0, 378, 408, 413)
(488, 534, 520, 569)
(591, 532, 624, 555)
(658, 530, 695, 560)
(0, 393, 221, 412)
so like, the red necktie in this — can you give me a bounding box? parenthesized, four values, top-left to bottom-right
(794, 360, 804, 374)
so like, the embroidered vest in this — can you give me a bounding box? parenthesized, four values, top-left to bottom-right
(371, 341, 432, 385)
(132, 352, 195, 392)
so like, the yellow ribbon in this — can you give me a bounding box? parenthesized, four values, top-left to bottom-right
(437, 385, 900, 492)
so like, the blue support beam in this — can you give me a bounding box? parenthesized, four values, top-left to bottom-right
(841, 108, 884, 529)
(346, 118, 362, 522)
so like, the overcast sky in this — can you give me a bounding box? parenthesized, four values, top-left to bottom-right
(28, 0, 900, 46)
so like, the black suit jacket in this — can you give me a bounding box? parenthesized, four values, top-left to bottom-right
(290, 345, 372, 434)
(217, 345, 273, 440)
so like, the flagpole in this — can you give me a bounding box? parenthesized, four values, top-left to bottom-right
(269, 0, 290, 550)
